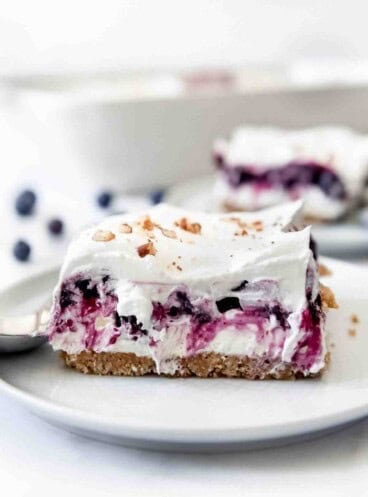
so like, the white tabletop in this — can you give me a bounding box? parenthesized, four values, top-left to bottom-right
(1, 102, 368, 497)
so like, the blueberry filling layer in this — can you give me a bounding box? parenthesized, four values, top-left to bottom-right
(48, 271, 324, 373)
(215, 158, 347, 201)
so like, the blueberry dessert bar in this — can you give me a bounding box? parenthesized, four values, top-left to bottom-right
(214, 126, 368, 220)
(47, 202, 336, 378)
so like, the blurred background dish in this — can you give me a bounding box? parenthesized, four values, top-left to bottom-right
(3, 1, 368, 281)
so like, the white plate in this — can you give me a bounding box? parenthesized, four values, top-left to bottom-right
(0, 259, 367, 452)
(165, 175, 368, 257)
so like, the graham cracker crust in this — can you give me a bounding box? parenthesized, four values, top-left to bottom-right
(61, 351, 325, 379)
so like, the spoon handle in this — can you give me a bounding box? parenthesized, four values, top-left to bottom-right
(0, 308, 50, 337)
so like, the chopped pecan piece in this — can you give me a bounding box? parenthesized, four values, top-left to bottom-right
(137, 241, 157, 257)
(175, 217, 201, 234)
(119, 223, 133, 234)
(92, 230, 116, 242)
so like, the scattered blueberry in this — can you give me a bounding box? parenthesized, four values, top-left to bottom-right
(97, 191, 113, 208)
(15, 190, 36, 216)
(13, 240, 31, 262)
(48, 218, 64, 235)
(149, 188, 165, 205)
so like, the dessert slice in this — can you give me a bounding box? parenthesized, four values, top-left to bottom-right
(214, 126, 368, 220)
(47, 202, 336, 378)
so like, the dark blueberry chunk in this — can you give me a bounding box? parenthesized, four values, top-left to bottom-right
(122, 315, 138, 326)
(195, 311, 212, 325)
(60, 287, 75, 309)
(97, 191, 113, 208)
(114, 312, 122, 327)
(281, 165, 299, 188)
(102, 275, 110, 284)
(168, 306, 179, 317)
(309, 236, 318, 259)
(15, 190, 36, 216)
(13, 240, 31, 262)
(121, 315, 148, 336)
(48, 218, 64, 235)
(231, 280, 248, 292)
(239, 168, 255, 185)
(213, 153, 224, 167)
(175, 291, 193, 314)
(216, 297, 241, 313)
(75, 279, 99, 299)
(270, 304, 288, 328)
(149, 188, 165, 205)
(308, 294, 322, 325)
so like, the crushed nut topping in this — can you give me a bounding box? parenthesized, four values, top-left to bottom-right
(234, 229, 248, 236)
(224, 216, 263, 232)
(137, 241, 157, 257)
(140, 216, 155, 231)
(160, 228, 177, 239)
(252, 220, 263, 227)
(175, 217, 201, 234)
(92, 230, 116, 242)
(320, 284, 338, 309)
(351, 313, 360, 324)
(318, 263, 332, 276)
(119, 223, 133, 234)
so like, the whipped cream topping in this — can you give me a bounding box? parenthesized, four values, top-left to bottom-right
(214, 126, 368, 196)
(59, 201, 310, 311)
(49, 202, 327, 375)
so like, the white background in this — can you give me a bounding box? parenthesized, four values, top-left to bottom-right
(0, 0, 367, 75)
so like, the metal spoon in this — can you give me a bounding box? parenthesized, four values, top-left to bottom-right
(0, 303, 50, 353)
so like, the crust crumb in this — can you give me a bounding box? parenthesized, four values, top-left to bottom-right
(175, 217, 201, 234)
(319, 263, 332, 276)
(92, 230, 116, 242)
(119, 223, 132, 234)
(137, 241, 157, 257)
(348, 328, 356, 337)
(61, 351, 327, 379)
(351, 313, 360, 324)
(320, 284, 338, 309)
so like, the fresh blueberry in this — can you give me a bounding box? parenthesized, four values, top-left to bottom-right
(97, 191, 113, 208)
(15, 190, 36, 216)
(48, 218, 64, 235)
(149, 188, 165, 205)
(13, 240, 31, 262)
